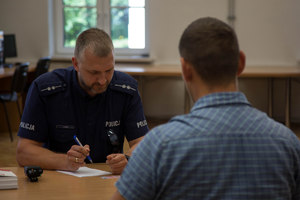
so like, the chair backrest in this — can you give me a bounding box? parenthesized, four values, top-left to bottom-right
(11, 62, 29, 94)
(34, 57, 51, 79)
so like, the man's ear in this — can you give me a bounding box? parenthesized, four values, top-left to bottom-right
(72, 57, 79, 71)
(180, 57, 193, 82)
(237, 51, 246, 76)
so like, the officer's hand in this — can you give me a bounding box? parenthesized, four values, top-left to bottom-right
(66, 145, 90, 171)
(106, 153, 128, 175)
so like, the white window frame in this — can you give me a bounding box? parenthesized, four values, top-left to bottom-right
(51, 0, 150, 59)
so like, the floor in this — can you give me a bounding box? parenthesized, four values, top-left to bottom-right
(0, 119, 299, 167)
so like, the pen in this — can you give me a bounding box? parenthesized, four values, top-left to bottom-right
(73, 135, 93, 163)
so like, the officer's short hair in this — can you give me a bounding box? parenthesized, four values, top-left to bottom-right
(179, 17, 240, 85)
(74, 28, 114, 60)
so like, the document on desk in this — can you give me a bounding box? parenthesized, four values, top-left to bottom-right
(57, 167, 111, 177)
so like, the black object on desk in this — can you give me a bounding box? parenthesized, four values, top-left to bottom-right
(24, 166, 43, 182)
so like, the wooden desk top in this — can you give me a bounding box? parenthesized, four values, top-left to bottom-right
(0, 64, 35, 79)
(0, 164, 117, 200)
(240, 66, 300, 78)
(2, 63, 300, 79)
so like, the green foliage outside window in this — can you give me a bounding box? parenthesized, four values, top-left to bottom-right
(111, 0, 128, 6)
(62, 0, 141, 49)
(63, 0, 97, 47)
(111, 7, 128, 48)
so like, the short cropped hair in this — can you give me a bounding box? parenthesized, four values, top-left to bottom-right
(179, 17, 240, 85)
(74, 28, 114, 60)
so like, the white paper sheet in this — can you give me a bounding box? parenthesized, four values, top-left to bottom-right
(57, 167, 111, 177)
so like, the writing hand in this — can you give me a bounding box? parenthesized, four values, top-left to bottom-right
(66, 144, 90, 171)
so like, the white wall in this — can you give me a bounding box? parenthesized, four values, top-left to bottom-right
(0, 0, 49, 62)
(148, 0, 300, 66)
(1, 0, 300, 121)
(149, 0, 228, 64)
(236, 0, 300, 66)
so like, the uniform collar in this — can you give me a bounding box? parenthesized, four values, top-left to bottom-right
(191, 92, 251, 112)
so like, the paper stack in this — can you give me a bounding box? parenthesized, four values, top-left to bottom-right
(0, 169, 18, 189)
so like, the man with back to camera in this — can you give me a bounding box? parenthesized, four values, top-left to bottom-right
(111, 17, 300, 199)
(16, 28, 149, 174)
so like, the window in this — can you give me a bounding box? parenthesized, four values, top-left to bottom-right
(53, 0, 149, 58)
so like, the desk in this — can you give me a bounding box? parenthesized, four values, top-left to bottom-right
(0, 64, 35, 92)
(0, 64, 36, 132)
(241, 66, 300, 128)
(113, 65, 300, 127)
(113, 65, 192, 113)
(0, 164, 117, 200)
(0, 64, 35, 80)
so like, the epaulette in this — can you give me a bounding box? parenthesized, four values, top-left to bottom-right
(110, 80, 137, 95)
(38, 81, 67, 96)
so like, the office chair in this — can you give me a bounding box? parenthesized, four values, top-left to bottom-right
(0, 63, 29, 142)
(24, 57, 51, 93)
(34, 57, 51, 79)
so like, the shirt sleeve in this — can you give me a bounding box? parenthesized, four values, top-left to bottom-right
(115, 129, 160, 199)
(18, 81, 49, 142)
(110, 71, 149, 142)
(123, 89, 149, 141)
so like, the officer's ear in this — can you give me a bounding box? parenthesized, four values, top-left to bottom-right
(72, 57, 79, 72)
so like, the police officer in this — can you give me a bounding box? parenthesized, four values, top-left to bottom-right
(16, 28, 149, 174)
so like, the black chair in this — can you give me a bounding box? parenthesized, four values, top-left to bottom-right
(0, 63, 29, 142)
(34, 57, 51, 79)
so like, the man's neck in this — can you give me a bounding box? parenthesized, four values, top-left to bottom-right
(190, 78, 238, 102)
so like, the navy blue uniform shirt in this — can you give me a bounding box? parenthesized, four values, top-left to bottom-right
(18, 67, 149, 162)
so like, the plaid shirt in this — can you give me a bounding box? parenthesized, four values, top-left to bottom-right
(116, 92, 300, 200)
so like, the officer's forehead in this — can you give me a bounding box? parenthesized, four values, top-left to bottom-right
(78, 50, 114, 70)
(80, 47, 114, 59)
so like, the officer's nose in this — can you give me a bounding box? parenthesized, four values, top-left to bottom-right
(97, 74, 107, 85)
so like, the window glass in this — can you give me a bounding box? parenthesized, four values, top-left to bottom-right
(110, 0, 128, 7)
(129, 0, 145, 7)
(63, 0, 97, 7)
(110, 0, 145, 49)
(54, 0, 148, 57)
(128, 7, 145, 49)
(110, 7, 129, 48)
(63, 7, 97, 47)
(63, 0, 97, 47)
